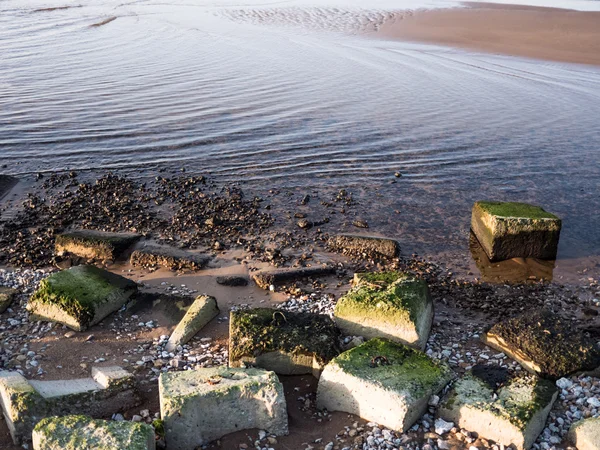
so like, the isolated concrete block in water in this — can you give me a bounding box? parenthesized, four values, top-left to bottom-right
(471, 201, 561, 261)
(439, 369, 558, 450)
(229, 308, 341, 377)
(130, 244, 210, 271)
(0, 286, 18, 313)
(165, 295, 219, 352)
(482, 309, 600, 380)
(334, 272, 432, 350)
(328, 234, 400, 258)
(0, 366, 139, 444)
(55, 229, 141, 260)
(252, 266, 336, 290)
(32, 415, 155, 450)
(317, 338, 453, 432)
(568, 417, 600, 450)
(27, 265, 137, 331)
(159, 367, 288, 450)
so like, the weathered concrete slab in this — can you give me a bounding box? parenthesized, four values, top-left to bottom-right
(32, 415, 155, 450)
(0, 366, 139, 444)
(55, 230, 141, 261)
(568, 417, 600, 450)
(159, 367, 288, 450)
(317, 338, 452, 432)
(471, 201, 561, 261)
(253, 266, 336, 290)
(130, 244, 209, 271)
(0, 286, 17, 314)
(334, 272, 432, 350)
(27, 265, 138, 331)
(482, 309, 600, 380)
(328, 234, 400, 259)
(165, 295, 219, 352)
(0, 175, 17, 200)
(439, 368, 557, 450)
(229, 308, 341, 377)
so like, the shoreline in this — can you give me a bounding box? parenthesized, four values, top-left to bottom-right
(373, 2, 600, 67)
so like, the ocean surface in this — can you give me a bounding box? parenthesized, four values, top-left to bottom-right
(1, 0, 599, 277)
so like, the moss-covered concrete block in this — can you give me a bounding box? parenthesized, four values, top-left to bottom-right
(27, 265, 138, 331)
(317, 338, 453, 431)
(328, 234, 400, 259)
(334, 272, 432, 350)
(0, 286, 18, 313)
(0, 366, 140, 444)
(165, 295, 219, 352)
(55, 230, 141, 260)
(130, 244, 209, 271)
(229, 308, 341, 377)
(439, 369, 557, 450)
(471, 201, 561, 262)
(482, 309, 600, 380)
(568, 417, 600, 450)
(159, 367, 288, 449)
(32, 415, 155, 450)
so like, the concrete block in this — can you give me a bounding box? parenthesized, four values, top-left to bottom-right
(568, 417, 600, 450)
(165, 295, 219, 352)
(0, 286, 18, 314)
(328, 234, 400, 258)
(55, 230, 140, 260)
(130, 244, 209, 271)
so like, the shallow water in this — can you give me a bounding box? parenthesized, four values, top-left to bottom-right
(1, 0, 600, 278)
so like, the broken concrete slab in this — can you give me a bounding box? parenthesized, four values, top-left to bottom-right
(568, 417, 600, 450)
(328, 234, 400, 259)
(159, 367, 288, 450)
(471, 201, 561, 261)
(334, 272, 432, 350)
(130, 244, 210, 271)
(165, 295, 219, 352)
(216, 275, 248, 286)
(0, 175, 17, 200)
(252, 266, 336, 290)
(317, 338, 453, 432)
(55, 230, 141, 261)
(27, 265, 138, 331)
(229, 308, 341, 377)
(439, 368, 558, 450)
(32, 415, 155, 450)
(0, 366, 140, 444)
(482, 309, 600, 380)
(0, 286, 18, 313)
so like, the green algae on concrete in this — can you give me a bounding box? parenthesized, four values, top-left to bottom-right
(32, 415, 155, 450)
(439, 370, 557, 450)
(317, 338, 453, 432)
(159, 367, 288, 450)
(229, 308, 341, 376)
(568, 417, 600, 450)
(0, 286, 17, 313)
(27, 265, 137, 331)
(55, 230, 141, 261)
(334, 272, 432, 350)
(471, 201, 561, 262)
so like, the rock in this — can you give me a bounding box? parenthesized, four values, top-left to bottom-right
(568, 417, 600, 450)
(159, 367, 288, 450)
(55, 230, 141, 260)
(252, 266, 336, 290)
(317, 338, 453, 432)
(471, 201, 561, 261)
(130, 244, 209, 271)
(352, 220, 369, 229)
(26, 265, 138, 331)
(297, 219, 313, 229)
(434, 418, 454, 435)
(32, 415, 155, 450)
(229, 308, 341, 377)
(439, 368, 558, 450)
(481, 309, 600, 379)
(0, 174, 17, 200)
(328, 234, 400, 259)
(216, 276, 249, 287)
(334, 272, 432, 350)
(164, 295, 219, 352)
(0, 286, 17, 313)
(0, 366, 140, 444)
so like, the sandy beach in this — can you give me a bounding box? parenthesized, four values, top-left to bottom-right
(374, 2, 600, 66)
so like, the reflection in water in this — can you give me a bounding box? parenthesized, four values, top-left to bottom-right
(469, 233, 555, 284)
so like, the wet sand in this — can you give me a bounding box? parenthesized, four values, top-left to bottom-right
(374, 3, 600, 66)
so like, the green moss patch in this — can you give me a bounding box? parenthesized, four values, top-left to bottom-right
(475, 201, 558, 220)
(229, 308, 341, 364)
